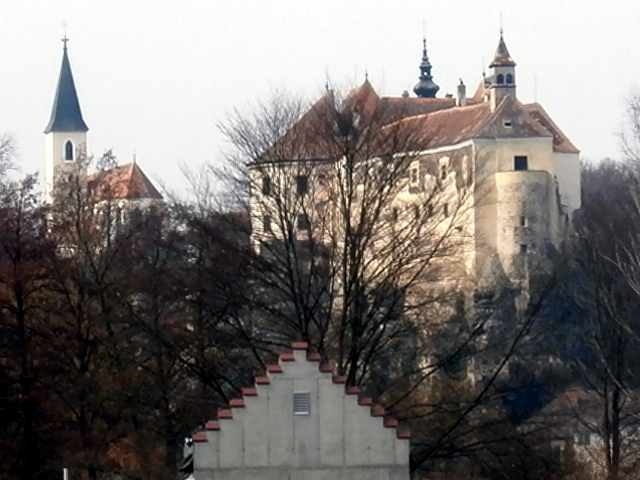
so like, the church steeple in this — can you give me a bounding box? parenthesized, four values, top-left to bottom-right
(44, 38, 89, 134)
(489, 30, 517, 111)
(44, 37, 89, 202)
(413, 38, 439, 98)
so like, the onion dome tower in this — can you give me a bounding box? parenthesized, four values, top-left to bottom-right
(413, 38, 439, 98)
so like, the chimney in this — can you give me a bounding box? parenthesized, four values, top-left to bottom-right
(456, 78, 467, 107)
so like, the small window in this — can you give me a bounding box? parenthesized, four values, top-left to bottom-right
(413, 204, 420, 220)
(391, 207, 399, 222)
(519, 215, 526, 227)
(293, 392, 310, 415)
(263, 215, 272, 232)
(262, 176, 271, 195)
(514, 156, 528, 171)
(296, 175, 309, 196)
(496, 74, 505, 85)
(410, 167, 419, 186)
(297, 213, 310, 230)
(443, 203, 449, 218)
(503, 119, 513, 128)
(506, 73, 514, 84)
(520, 244, 528, 254)
(64, 140, 74, 161)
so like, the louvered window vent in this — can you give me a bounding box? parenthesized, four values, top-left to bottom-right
(293, 392, 310, 415)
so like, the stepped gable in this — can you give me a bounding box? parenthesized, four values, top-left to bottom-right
(191, 341, 411, 442)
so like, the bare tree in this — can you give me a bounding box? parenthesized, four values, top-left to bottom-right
(215, 85, 477, 389)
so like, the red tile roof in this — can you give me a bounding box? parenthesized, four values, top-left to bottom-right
(86, 163, 163, 201)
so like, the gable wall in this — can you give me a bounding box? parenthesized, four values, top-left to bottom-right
(194, 348, 409, 480)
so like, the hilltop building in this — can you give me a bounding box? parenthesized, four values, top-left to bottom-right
(249, 32, 580, 291)
(43, 38, 162, 207)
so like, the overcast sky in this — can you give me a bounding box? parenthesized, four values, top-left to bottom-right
(1, 0, 639, 195)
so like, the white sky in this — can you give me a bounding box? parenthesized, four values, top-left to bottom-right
(1, 0, 639, 195)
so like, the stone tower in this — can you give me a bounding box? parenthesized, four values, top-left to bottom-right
(44, 38, 89, 201)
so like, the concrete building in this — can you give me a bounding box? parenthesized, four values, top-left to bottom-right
(43, 38, 162, 208)
(191, 342, 411, 480)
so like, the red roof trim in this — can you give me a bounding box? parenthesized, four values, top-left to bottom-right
(218, 409, 233, 419)
(229, 398, 245, 408)
(291, 341, 309, 350)
(280, 352, 295, 362)
(242, 387, 258, 396)
(205, 421, 220, 431)
(267, 364, 283, 373)
(192, 432, 208, 442)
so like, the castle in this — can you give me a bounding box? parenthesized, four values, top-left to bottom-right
(248, 32, 581, 292)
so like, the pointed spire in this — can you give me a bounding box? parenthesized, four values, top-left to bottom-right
(413, 37, 439, 98)
(44, 38, 89, 133)
(489, 30, 516, 68)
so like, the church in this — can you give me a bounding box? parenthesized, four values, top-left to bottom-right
(43, 38, 162, 207)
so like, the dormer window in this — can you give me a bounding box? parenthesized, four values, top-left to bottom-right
(503, 119, 513, 128)
(64, 140, 74, 161)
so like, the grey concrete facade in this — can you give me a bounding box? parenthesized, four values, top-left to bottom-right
(192, 343, 410, 480)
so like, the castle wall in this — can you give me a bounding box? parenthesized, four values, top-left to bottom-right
(554, 152, 581, 214)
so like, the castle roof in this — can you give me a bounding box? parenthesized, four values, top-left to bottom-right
(86, 163, 163, 201)
(44, 43, 89, 134)
(489, 33, 516, 68)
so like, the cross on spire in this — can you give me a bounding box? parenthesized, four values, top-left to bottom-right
(62, 21, 69, 50)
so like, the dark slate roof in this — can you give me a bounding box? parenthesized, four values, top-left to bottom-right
(44, 46, 89, 133)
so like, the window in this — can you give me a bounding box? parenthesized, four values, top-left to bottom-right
(443, 203, 449, 218)
(514, 156, 528, 171)
(519, 215, 526, 227)
(391, 207, 399, 222)
(438, 157, 450, 181)
(506, 73, 514, 84)
(64, 140, 74, 161)
(262, 176, 271, 195)
(413, 205, 420, 220)
(296, 175, 309, 196)
(293, 392, 310, 415)
(263, 215, 272, 232)
(520, 244, 528, 254)
(297, 213, 310, 229)
(496, 74, 504, 85)
(503, 119, 513, 128)
(410, 167, 419, 186)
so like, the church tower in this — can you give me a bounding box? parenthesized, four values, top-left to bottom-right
(489, 31, 516, 111)
(44, 38, 89, 201)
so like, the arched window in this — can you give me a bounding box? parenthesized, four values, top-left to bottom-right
(64, 140, 74, 161)
(496, 74, 505, 85)
(506, 73, 514, 84)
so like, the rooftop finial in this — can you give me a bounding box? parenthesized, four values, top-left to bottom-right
(499, 11, 503, 35)
(62, 21, 69, 50)
(413, 33, 439, 98)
